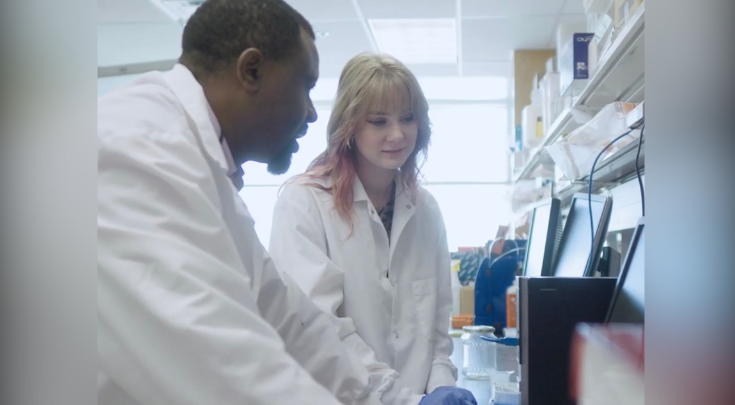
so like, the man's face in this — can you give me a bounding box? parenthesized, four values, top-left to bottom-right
(256, 28, 319, 175)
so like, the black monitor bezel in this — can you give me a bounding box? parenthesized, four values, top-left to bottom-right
(522, 198, 561, 277)
(552, 193, 613, 278)
(605, 217, 645, 324)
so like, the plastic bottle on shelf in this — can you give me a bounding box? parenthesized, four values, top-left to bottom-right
(451, 259, 461, 316)
(522, 88, 544, 150)
(541, 72, 561, 135)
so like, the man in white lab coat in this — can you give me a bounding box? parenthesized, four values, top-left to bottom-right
(97, 1, 476, 405)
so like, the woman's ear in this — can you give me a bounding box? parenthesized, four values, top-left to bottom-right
(236, 48, 264, 92)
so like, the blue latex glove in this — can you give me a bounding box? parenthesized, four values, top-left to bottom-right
(418, 386, 477, 405)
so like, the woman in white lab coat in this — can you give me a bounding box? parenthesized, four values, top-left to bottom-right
(269, 53, 459, 405)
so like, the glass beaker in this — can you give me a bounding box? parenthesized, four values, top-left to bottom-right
(461, 325, 496, 379)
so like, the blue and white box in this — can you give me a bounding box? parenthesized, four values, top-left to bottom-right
(559, 32, 595, 98)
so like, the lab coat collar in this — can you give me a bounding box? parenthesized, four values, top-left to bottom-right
(351, 172, 415, 206)
(352, 172, 417, 256)
(352, 176, 370, 203)
(163, 64, 229, 175)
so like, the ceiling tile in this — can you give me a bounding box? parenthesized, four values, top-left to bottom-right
(557, 13, 589, 28)
(462, 0, 566, 18)
(286, 0, 360, 21)
(357, 0, 455, 19)
(311, 20, 375, 68)
(98, 0, 571, 79)
(562, 0, 588, 14)
(370, 19, 457, 64)
(462, 16, 557, 63)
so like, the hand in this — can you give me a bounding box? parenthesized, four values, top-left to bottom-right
(418, 386, 477, 405)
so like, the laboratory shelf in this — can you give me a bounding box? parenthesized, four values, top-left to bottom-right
(513, 107, 580, 182)
(574, 3, 646, 109)
(513, 4, 645, 185)
(554, 139, 645, 206)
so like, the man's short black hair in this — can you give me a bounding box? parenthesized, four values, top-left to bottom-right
(180, 0, 315, 73)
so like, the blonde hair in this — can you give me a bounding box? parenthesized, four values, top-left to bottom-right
(289, 52, 431, 228)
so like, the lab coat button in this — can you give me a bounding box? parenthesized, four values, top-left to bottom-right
(394, 332, 399, 338)
(406, 205, 411, 209)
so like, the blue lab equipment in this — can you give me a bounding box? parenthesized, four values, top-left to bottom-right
(474, 240, 526, 334)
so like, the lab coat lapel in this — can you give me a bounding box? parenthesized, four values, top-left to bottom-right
(351, 175, 370, 204)
(389, 180, 416, 261)
(163, 64, 229, 175)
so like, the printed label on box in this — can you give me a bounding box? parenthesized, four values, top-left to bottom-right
(573, 33, 595, 80)
(559, 32, 595, 97)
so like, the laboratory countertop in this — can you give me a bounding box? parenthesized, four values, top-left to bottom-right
(449, 329, 519, 405)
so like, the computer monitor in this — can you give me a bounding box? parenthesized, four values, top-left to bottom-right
(522, 198, 562, 277)
(552, 193, 613, 278)
(606, 218, 645, 324)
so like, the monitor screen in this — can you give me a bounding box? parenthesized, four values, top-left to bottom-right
(553, 196, 610, 278)
(523, 199, 561, 277)
(608, 225, 645, 324)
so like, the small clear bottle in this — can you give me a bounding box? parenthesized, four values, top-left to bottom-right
(461, 325, 496, 380)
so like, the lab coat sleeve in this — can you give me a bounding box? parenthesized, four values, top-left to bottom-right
(425, 208, 459, 393)
(97, 133, 345, 405)
(257, 252, 384, 405)
(269, 183, 424, 405)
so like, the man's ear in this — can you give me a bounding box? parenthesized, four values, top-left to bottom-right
(235, 48, 264, 92)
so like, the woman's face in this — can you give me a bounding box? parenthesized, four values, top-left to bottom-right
(353, 97, 418, 172)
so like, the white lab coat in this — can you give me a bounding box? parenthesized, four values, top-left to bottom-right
(269, 176, 457, 405)
(97, 65, 383, 405)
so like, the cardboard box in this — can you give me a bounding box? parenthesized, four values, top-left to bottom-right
(451, 314, 473, 329)
(559, 33, 595, 97)
(459, 285, 474, 315)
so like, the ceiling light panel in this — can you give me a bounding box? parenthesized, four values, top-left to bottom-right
(368, 18, 457, 64)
